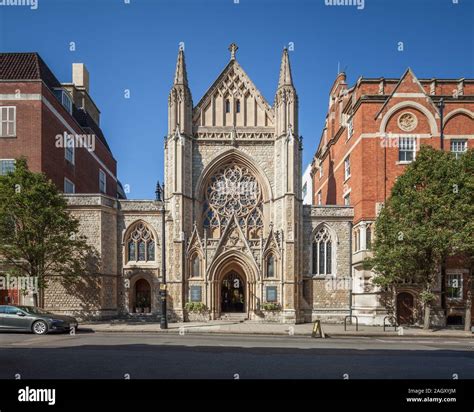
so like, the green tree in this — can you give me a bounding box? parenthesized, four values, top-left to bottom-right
(0, 158, 97, 307)
(366, 146, 473, 330)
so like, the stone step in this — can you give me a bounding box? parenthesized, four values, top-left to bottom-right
(219, 313, 248, 322)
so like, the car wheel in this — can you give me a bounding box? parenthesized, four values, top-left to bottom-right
(32, 320, 48, 335)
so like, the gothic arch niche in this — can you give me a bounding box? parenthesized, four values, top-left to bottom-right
(263, 249, 280, 279)
(188, 251, 202, 279)
(201, 160, 264, 239)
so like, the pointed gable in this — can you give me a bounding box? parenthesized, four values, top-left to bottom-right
(213, 215, 255, 260)
(263, 224, 282, 256)
(193, 59, 274, 129)
(375, 68, 438, 120)
(186, 224, 204, 256)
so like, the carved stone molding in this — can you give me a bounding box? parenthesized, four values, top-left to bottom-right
(397, 112, 418, 132)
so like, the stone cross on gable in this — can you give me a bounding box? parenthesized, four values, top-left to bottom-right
(229, 43, 238, 60)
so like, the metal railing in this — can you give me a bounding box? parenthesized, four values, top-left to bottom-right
(344, 315, 359, 331)
(383, 316, 398, 332)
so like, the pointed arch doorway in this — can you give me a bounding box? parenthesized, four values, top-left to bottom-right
(208, 251, 257, 320)
(221, 271, 245, 313)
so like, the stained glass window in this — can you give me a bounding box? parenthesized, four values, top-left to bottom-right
(312, 227, 333, 275)
(126, 222, 156, 262)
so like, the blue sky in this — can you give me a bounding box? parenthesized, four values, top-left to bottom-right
(1, 0, 473, 199)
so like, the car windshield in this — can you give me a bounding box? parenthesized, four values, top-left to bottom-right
(17, 306, 51, 315)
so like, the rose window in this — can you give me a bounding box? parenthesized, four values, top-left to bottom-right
(203, 163, 263, 238)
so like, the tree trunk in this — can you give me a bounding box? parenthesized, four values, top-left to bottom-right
(465, 274, 472, 332)
(423, 302, 431, 330)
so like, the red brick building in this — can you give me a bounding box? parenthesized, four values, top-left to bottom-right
(312, 68, 474, 326)
(0, 53, 118, 197)
(0, 53, 122, 306)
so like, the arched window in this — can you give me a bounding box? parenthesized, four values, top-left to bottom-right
(191, 255, 200, 278)
(266, 254, 275, 278)
(236, 99, 241, 113)
(312, 227, 332, 275)
(225, 99, 230, 113)
(366, 224, 372, 250)
(203, 162, 263, 239)
(354, 228, 360, 252)
(126, 222, 156, 263)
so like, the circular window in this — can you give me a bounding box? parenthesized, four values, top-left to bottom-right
(203, 163, 263, 238)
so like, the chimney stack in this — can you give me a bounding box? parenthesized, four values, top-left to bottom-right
(72, 63, 90, 93)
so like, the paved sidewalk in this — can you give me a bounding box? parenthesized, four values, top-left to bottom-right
(79, 320, 474, 338)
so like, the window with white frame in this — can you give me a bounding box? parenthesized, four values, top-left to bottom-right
(344, 192, 350, 206)
(99, 169, 106, 193)
(398, 136, 416, 162)
(65, 135, 74, 164)
(64, 178, 75, 193)
(312, 227, 332, 276)
(344, 156, 351, 180)
(447, 274, 463, 299)
(1, 106, 16, 137)
(319, 164, 323, 178)
(450, 139, 467, 159)
(54, 89, 73, 115)
(354, 228, 360, 252)
(347, 116, 353, 138)
(317, 190, 322, 206)
(0, 159, 15, 175)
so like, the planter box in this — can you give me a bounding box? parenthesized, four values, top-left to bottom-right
(258, 310, 282, 322)
(184, 311, 210, 322)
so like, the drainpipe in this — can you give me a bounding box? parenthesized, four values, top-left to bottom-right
(349, 221, 353, 319)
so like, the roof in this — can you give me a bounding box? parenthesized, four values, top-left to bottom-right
(0, 52, 62, 89)
(72, 107, 112, 153)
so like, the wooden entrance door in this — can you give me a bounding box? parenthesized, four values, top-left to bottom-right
(397, 292, 414, 324)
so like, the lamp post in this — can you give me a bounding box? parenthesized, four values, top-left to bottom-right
(155, 181, 168, 329)
(438, 98, 445, 150)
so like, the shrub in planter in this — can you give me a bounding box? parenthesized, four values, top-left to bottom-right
(261, 302, 281, 311)
(185, 302, 208, 313)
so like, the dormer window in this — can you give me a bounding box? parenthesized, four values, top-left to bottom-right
(54, 88, 73, 115)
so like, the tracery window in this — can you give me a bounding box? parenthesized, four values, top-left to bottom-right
(312, 227, 332, 275)
(203, 163, 263, 239)
(126, 222, 156, 262)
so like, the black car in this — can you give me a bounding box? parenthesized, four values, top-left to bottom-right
(0, 305, 78, 335)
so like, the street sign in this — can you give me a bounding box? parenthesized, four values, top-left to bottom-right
(311, 320, 325, 338)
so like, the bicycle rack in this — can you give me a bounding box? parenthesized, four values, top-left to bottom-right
(344, 315, 359, 331)
(383, 316, 398, 332)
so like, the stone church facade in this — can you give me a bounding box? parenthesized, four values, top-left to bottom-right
(44, 45, 355, 324)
